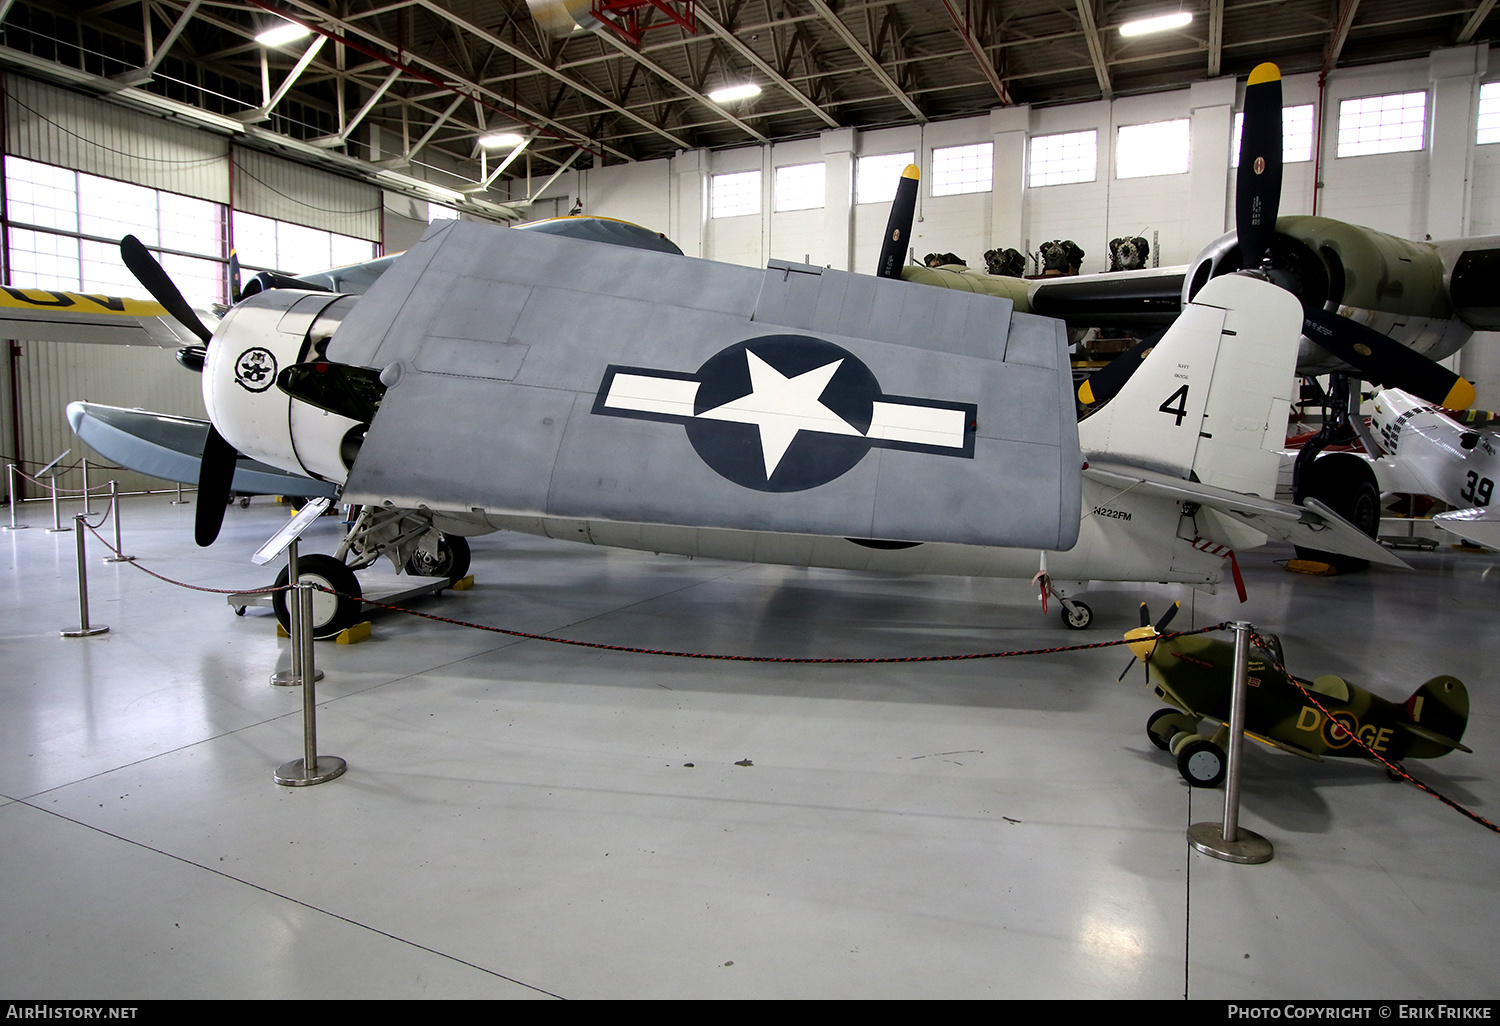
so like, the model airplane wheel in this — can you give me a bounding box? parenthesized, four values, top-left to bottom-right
(1175, 737, 1227, 788)
(1061, 601, 1092, 630)
(1294, 453, 1381, 572)
(272, 554, 363, 640)
(1147, 708, 1197, 751)
(404, 533, 471, 582)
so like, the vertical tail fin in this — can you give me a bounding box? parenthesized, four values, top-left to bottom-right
(1077, 273, 1303, 499)
(1402, 675, 1470, 758)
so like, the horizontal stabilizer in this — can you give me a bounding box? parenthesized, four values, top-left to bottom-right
(1083, 462, 1410, 568)
(1432, 508, 1500, 551)
(67, 402, 338, 498)
(1397, 720, 1473, 754)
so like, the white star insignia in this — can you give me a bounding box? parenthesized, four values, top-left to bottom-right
(695, 350, 863, 478)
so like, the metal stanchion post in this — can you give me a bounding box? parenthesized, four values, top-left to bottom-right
(170, 481, 189, 505)
(46, 473, 69, 533)
(81, 458, 91, 517)
(271, 539, 322, 686)
(103, 481, 134, 563)
(274, 579, 345, 786)
(4, 463, 27, 531)
(1188, 620, 1274, 864)
(61, 513, 108, 638)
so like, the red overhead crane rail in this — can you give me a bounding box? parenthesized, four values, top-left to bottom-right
(590, 0, 698, 45)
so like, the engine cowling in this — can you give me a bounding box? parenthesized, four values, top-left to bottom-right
(203, 289, 370, 486)
(1184, 215, 1467, 374)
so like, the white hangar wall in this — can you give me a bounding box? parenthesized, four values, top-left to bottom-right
(545, 45, 1500, 406)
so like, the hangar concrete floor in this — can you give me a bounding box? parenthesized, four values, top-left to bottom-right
(1, 494, 1497, 1000)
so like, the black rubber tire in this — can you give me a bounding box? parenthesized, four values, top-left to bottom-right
(1147, 708, 1197, 751)
(1060, 600, 1092, 630)
(1176, 737, 1227, 788)
(1294, 452, 1381, 573)
(404, 533, 471, 582)
(272, 553, 363, 640)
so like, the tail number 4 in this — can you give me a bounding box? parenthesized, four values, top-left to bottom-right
(1160, 385, 1190, 427)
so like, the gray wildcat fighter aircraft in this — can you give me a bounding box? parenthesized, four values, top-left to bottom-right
(50, 192, 1399, 639)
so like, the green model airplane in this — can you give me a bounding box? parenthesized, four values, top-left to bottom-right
(1124, 605, 1472, 788)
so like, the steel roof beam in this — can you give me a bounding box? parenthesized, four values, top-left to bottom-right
(1074, 0, 1111, 99)
(806, 0, 925, 123)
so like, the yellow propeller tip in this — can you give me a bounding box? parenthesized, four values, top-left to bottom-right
(1078, 380, 1096, 405)
(1248, 62, 1281, 86)
(1442, 378, 1478, 412)
(901, 164, 919, 180)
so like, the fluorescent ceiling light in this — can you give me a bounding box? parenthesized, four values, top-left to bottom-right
(256, 21, 313, 47)
(708, 83, 761, 104)
(479, 132, 526, 148)
(1119, 11, 1193, 37)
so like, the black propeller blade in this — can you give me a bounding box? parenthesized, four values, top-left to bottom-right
(875, 164, 920, 280)
(196, 426, 238, 547)
(119, 235, 213, 344)
(1301, 306, 1477, 410)
(228, 247, 242, 305)
(1119, 601, 1181, 682)
(1078, 337, 1156, 408)
(119, 234, 239, 546)
(1236, 63, 1284, 272)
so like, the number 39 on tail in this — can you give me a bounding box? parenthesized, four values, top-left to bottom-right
(1123, 605, 1471, 788)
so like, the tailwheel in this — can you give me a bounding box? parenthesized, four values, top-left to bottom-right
(273, 554, 363, 640)
(1147, 708, 1198, 752)
(1174, 736, 1227, 788)
(1060, 600, 1092, 630)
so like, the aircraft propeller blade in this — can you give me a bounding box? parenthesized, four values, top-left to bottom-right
(1154, 601, 1181, 633)
(119, 235, 213, 345)
(1236, 63, 1283, 272)
(1139, 602, 1151, 628)
(1301, 306, 1477, 410)
(194, 425, 238, 547)
(1078, 337, 1155, 407)
(228, 247, 242, 305)
(875, 164, 920, 280)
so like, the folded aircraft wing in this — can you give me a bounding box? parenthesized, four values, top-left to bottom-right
(67, 401, 339, 498)
(329, 220, 1083, 550)
(1084, 460, 1410, 568)
(0, 288, 207, 347)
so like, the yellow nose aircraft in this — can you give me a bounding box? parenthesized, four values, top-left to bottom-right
(1124, 605, 1471, 788)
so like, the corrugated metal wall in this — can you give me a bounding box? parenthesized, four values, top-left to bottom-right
(234, 147, 381, 242)
(6, 76, 229, 203)
(1, 73, 380, 502)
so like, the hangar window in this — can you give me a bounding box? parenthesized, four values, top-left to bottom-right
(1116, 119, 1190, 178)
(774, 163, 825, 211)
(1336, 91, 1426, 157)
(1477, 83, 1500, 144)
(231, 211, 375, 277)
(711, 169, 761, 218)
(856, 152, 915, 204)
(1028, 130, 1097, 187)
(1233, 104, 1316, 165)
(3, 156, 226, 309)
(931, 143, 992, 196)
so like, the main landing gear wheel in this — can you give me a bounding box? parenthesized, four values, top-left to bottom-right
(404, 533, 470, 582)
(1060, 601, 1092, 630)
(272, 553, 363, 640)
(1175, 736, 1227, 788)
(1295, 452, 1381, 573)
(1147, 708, 1199, 752)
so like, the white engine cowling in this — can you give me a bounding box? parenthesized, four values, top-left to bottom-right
(203, 290, 365, 486)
